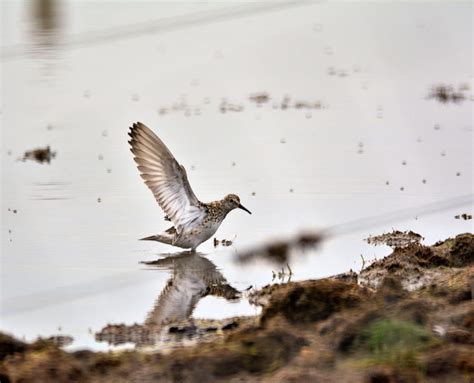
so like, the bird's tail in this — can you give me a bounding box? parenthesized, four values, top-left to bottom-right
(140, 233, 173, 245)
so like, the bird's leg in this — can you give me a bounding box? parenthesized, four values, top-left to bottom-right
(172, 231, 180, 246)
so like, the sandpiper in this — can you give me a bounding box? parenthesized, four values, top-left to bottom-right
(128, 122, 251, 251)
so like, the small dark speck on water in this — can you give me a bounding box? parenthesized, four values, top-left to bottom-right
(8, 230, 11, 234)
(97, 198, 102, 203)
(385, 181, 390, 185)
(280, 138, 286, 144)
(455, 213, 472, 220)
(441, 151, 446, 157)
(7, 150, 12, 156)
(402, 161, 407, 166)
(131, 94, 140, 102)
(422, 179, 427, 184)
(400, 187, 405, 191)
(47, 124, 53, 131)
(249, 92, 270, 105)
(102, 130, 108, 137)
(289, 188, 294, 193)
(231, 162, 236, 167)
(13, 209, 17, 214)
(456, 172, 461, 176)
(107, 169, 112, 173)
(434, 124, 440, 130)
(251, 192, 256, 196)
(98, 154, 103, 160)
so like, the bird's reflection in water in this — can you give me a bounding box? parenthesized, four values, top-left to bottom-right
(96, 252, 241, 350)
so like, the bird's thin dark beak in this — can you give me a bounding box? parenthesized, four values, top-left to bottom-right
(238, 204, 252, 214)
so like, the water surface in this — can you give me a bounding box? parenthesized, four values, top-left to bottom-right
(1, 1, 472, 350)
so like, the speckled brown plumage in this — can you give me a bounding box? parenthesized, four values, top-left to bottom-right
(128, 122, 251, 251)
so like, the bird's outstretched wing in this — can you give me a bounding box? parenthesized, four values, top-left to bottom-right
(128, 122, 205, 234)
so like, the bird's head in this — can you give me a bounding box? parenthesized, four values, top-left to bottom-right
(223, 194, 251, 214)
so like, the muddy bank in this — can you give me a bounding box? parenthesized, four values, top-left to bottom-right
(1, 233, 473, 382)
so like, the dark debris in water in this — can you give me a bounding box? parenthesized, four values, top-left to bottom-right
(294, 100, 321, 109)
(21, 146, 56, 164)
(427, 84, 469, 104)
(454, 213, 472, 220)
(156, 92, 324, 117)
(249, 92, 270, 105)
(213, 237, 234, 247)
(220, 99, 244, 113)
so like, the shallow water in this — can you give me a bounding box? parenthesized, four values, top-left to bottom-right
(1, 1, 473, 351)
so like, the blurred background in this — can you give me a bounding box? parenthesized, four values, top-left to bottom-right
(1, 0, 473, 351)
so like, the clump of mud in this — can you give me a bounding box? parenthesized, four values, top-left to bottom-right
(365, 230, 423, 248)
(360, 232, 473, 290)
(251, 279, 363, 324)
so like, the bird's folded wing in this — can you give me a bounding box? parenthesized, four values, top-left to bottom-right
(128, 122, 205, 233)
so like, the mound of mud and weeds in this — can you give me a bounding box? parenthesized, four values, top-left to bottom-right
(1, 233, 473, 382)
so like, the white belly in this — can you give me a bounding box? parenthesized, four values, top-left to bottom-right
(176, 221, 222, 249)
